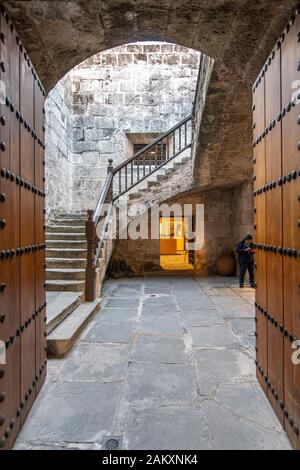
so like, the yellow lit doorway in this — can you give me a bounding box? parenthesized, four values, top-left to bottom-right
(159, 216, 194, 271)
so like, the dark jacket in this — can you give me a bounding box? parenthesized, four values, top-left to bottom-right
(236, 240, 254, 263)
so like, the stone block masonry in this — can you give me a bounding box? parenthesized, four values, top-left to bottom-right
(45, 42, 201, 215)
(45, 74, 74, 220)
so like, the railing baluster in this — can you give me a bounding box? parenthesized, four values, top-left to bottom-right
(179, 126, 181, 151)
(166, 137, 168, 161)
(109, 114, 191, 199)
(173, 131, 175, 156)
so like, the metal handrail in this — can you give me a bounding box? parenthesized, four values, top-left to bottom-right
(113, 114, 192, 173)
(112, 144, 191, 201)
(93, 171, 113, 224)
(93, 200, 113, 266)
(85, 114, 193, 300)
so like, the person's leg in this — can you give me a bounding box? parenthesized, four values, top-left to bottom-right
(248, 262, 255, 287)
(239, 261, 246, 287)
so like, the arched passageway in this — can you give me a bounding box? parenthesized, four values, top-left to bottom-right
(2, 0, 297, 187)
(0, 0, 299, 451)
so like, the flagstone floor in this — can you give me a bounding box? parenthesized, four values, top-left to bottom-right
(14, 276, 291, 450)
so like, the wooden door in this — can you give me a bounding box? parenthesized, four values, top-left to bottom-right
(253, 7, 300, 449)
(0, 8, 46, 450)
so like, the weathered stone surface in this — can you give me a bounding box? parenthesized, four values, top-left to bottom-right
(58, 342, 129, 382)
(17, 381, 122, 443)
(139, 312, 183, 335)
(180, 309, 223, 327)
(14, 276, 291, 450)
(194, 348, 255, 387)
(104, 298, 140, 309)
(44, 42, 200, 214)
(94, 307, 138, 323)
(125, 406, 213, 450)
(202, 384, 291, 450)
(3, 0, 296, 195)
(132, 335, 186, 364)
(126, 363, 197, 405)
(188, 325, 239, 349)
(82, 320, 134, 343)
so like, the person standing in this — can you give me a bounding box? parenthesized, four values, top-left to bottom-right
(236, 234, 255, 288)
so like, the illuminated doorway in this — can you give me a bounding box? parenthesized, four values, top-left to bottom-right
(159, 217, 194, 271)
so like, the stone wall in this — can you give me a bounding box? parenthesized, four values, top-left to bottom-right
(110, 154, 254, 277)
(111, 182, 248, 277)
(45, 74, 73, 220)
(231, 180, 254, 245)
(45, 42, 201, 215)
(71, 43, 201, 211)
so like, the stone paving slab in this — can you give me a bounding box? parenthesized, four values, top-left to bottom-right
(16, 381, 122, 443)
(176, 296, 215, 310)
(125, 405, 213, 450)
(132, 335, 186, 364)
(58, 342, 130, 382)
(194, 348, 255, 386)
(94, 307, 138, 323)
(143, 295, 176, 306)
(144, 286, 172, 294)
(188, 325, 239, 348)
(142, 303, 178, 315)
(180, 309, 223, 326)
(126, 363, 197, 405)
(202, 390, 290, 450)
(104, 298, 140, 309)
(14, 275, 291, 450)
(107, 288, 141, 299)
(229, 318, 255, 337)
(139, 312, 183, 335)
(82, 320, 135, 343)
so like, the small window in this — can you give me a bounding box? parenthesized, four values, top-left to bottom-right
(133, 143, 167, 166)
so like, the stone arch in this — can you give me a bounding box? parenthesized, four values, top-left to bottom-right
(3, 0, 296, 187)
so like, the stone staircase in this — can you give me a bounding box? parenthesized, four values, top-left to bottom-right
(127, 154, 191, 201)
(44, 213, 99, 356)
(46, 213, 87, 292)
(44, 142, 192, 358)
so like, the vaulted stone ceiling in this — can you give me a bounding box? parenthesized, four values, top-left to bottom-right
(1, 0, 298, 187)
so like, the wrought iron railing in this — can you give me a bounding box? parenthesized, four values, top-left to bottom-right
(112, 114, 192, 199)
(85, 114, 193, 300)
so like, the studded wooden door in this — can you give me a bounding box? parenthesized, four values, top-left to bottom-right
(253, 7, 300, 450)
(0, 8, 46, 450)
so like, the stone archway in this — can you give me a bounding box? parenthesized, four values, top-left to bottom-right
(2, 0, 297, 188)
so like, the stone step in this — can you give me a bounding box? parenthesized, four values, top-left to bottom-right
(54, 213, 87, 219)
(47, 299, 101, 357)
(46, 292, 83, 335)
(182, 156, 192, 163)
(46, 248, 87, 259)
(174, 161, 184, 167)
(52, 218, 86, 226)
(46, 239, 87, 249)
(129, 192, 140, 200)
(46, 279, 85, 292)
(46, 257, 87, 269)
(45, 232, 86, 240)
(156, 174, 168, 181)
(46, 268, 86, 281)
(46, 225, 85, 234)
